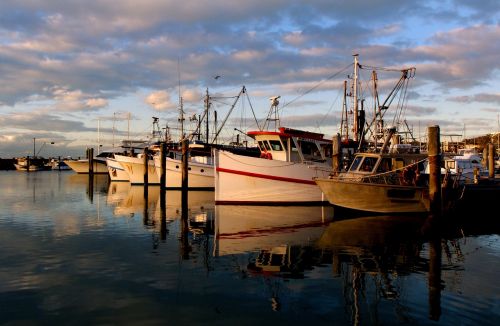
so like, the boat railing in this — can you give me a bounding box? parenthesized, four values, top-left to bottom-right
(332, 158, 430, 187)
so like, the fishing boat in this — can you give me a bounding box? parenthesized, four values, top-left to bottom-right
(14, 156, 51, 172)
(153, 87, 260, 189)
(315, 153, 429, 214)
(64, 151, 115, 174)
(215, 126, 333, 205)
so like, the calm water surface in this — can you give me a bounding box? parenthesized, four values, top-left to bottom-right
(0, 171, 499, 325)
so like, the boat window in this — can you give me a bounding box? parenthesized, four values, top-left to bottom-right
(360, 157, 377, 172)
(445, 161, 456, 170)
(290, 139, 298, 152)
(376, 158, 392, 173)
(257, 141, 266, 151)
(269, 140, 284, 151)
(263, 141, 271, 151)
(279, 137, 288, 151)
(349, 156, 363, 172)
(298, 140, 316, 155)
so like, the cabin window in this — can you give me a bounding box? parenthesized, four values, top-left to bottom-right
(349, 156, 363, 172)
(279, 137, 288, 151)
(290, 139, 298, 152)
(298, 140, 315, 155)
(445, 161, 456, 170)
(377, 158, 392, 173)
(258, 141, 271, 151)
(269, 140, 284, 151)
(360, 157, 377, 172)
(394, 158, 405, 170)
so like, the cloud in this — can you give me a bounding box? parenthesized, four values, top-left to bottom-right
(145, 90, 176, 111)
(448, 93, 500, 104)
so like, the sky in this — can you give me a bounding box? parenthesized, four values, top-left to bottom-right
(0, 0, 499, 158)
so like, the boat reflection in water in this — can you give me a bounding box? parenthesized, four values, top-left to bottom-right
(214, 205, 334, 275)
(106, 183, 214, 225)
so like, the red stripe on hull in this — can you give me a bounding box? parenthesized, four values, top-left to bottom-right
(216, 167, 317, 185)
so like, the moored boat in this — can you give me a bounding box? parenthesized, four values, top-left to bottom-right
(215, 126, 333, 205)
(315, 131, 430, 214)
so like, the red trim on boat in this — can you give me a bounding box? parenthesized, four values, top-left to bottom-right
(216, 167, 317, 185)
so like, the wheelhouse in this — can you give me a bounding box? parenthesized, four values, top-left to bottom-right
(247, 127, 332, 163)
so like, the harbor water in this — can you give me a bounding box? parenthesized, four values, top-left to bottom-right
(0, 171, 499, 325)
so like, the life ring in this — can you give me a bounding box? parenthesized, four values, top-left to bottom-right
(260, 151, 272, 160)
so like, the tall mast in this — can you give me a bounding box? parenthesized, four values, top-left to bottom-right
(352, 54, 359, 142)
(205, 88, 210, 143)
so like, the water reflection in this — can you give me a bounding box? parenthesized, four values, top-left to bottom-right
(1, 172, 498, 325)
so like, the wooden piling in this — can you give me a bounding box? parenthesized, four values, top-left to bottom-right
(488, 143, 494, 179)
(26, 155, 30, 173)
(332, 133, 341, 173)
(143, 147, 149, 185)
(483, 147, 488, 168)
(181, 139, 189, 206)
(428, 125, 441, 215)
(88, 148, 94, 175)
(160, 142, 167, 188)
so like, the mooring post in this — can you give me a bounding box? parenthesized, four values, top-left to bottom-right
(26, 155, 30, 173)
(88, 148, 94, 175)
(483, 146, 488, 168)
(428, 125, 441, 216)
(488, 143, 494, 179)
(160, 142, 167, 188)
(332, 133, 341, 173)
(180, 138, 190, 260)
(181, 139, 189, 205)
(143, 147, 149, 185)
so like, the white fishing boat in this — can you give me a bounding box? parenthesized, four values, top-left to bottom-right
(64, 151, 115, 174)
(106, 156, 129, 181)
(114, 152, 160, 185)
(215, 126, 333, 205)
(153, 150, 214, 189)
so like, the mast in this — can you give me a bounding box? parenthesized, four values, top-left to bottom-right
(352, 54, 359, 142)
(206, 88, 210, 143)
(340, 80, 349, 142)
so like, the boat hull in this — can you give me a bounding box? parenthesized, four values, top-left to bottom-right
(315, 178, 430, 214)
(215, 150, 331, 205)
(153, 156, 214, 189)
(64, 159, 108, 174)
(114, 154, 159, 185)
(106, 157, 129, 181)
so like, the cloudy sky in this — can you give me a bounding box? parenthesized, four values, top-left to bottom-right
(0, 0, 499, 157)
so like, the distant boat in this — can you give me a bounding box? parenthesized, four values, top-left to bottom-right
(14, 156, 51, 172)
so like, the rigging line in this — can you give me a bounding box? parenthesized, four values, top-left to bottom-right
(360, 64, 416, 73)
(279, 62, 354, 111)
(243, 88, 261, 130)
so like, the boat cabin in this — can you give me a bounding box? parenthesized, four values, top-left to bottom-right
(247, 127, 332, 164)
(344, 152, 427, 177)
